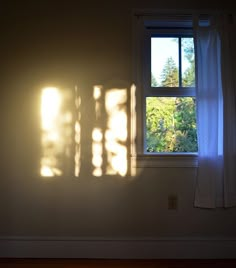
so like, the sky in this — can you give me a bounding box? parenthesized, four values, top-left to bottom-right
(151, 37, 191, 85)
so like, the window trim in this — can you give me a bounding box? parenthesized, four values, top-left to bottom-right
(131, 153, 198, 168)
(132, 10, 198, 168)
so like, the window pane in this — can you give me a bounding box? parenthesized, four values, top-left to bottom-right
(181, 38, 195, 87)
(146, 97, 198, 152)
(151, 37, 179, 87)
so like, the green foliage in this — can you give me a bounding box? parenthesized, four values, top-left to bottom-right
(182, 65, 195, 87)
(160, 57, 179, 87)
(146, 97, 198, 152)
(182, 38, 195, 87)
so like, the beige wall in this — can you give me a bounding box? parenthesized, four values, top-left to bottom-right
(0, 0, 236, 239)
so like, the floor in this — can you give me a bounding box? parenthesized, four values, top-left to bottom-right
(1, 259, 236, 268)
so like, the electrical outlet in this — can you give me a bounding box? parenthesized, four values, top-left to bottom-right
(168, 194, 178, 210)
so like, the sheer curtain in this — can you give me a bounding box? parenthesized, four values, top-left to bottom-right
(194, 14, 236, 208)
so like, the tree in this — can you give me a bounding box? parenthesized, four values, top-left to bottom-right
(151, 73, 158, 87)
(160, 57, 178, 87)
(146, 97, 176, 152)
(173, 97, 198, 152)
(182, 38, 195, 87)
(183, 66, 195, 87)
(146, 96, 197, 152)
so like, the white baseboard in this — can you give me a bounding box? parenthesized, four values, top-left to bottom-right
(1, 236, 236, 259)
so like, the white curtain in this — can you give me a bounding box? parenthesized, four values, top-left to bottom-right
(194, 16, 223, 208)
(194, 14, 236, 208)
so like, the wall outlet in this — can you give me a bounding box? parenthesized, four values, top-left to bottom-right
(168, 194, 178, 210)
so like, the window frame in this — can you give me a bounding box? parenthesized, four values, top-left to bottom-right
(132, 11, 198, 168)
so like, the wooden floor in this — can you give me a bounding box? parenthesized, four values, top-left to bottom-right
(1, 259, 236, 268)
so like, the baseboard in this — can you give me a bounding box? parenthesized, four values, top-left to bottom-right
(0, 236, 236, 259)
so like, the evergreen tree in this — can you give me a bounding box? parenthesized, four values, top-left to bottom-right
(182, 38, 195, 87)
(151, 73, 158, 87)
(160, 57, 179, 87)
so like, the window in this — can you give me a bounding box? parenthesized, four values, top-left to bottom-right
(132, 12, 198, 167)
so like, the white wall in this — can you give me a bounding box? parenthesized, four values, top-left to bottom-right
(0, 0, 236, 258)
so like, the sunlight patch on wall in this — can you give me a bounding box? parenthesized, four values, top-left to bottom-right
(40, 85, 128, 178)
(92, 127, 103, 177)
(92, 86, 103, 177)
(130, 84, 137, 176)
(105, 89, 127, 177)
(40, 87, 73, 177)
(92, 87, 128, 177)
(74, 86, 82, 177)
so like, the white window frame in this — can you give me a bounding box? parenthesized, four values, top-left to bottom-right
(132, 10, 198, 168)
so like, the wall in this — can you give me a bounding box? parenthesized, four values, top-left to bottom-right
(0, 0, 236, 258)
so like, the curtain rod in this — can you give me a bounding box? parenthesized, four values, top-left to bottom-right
(132, 9, 235, 17)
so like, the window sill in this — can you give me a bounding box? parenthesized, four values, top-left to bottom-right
(131, 153, 198, 168)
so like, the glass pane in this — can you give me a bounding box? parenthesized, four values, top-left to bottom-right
(181, 38, 195, 87)
(151, 37, 179, 87)
(146, 97, 198, 152)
